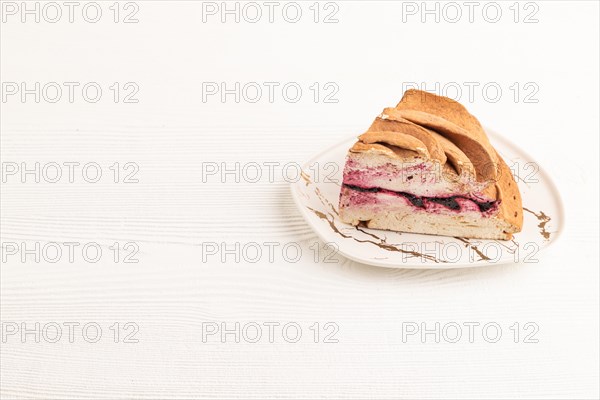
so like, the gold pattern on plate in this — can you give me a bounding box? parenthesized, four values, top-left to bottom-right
(523, 207, 552, 240)
(307, 207, 444, 263)
(303, 178, 550, 264)
(307, 186, 445, 264)
(300, 171, 311, 187)
(455, 237, 491, 262)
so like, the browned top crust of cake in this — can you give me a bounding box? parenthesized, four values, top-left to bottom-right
(494, 150, 523, 230)
(366, 113, 447, 163)
(349, 89, 523, 233)
(394, 90, 499, 182)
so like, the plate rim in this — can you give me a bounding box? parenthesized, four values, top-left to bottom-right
(291, 128, 565, 269)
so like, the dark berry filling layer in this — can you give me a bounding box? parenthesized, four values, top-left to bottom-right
(343, 184, 496, 213)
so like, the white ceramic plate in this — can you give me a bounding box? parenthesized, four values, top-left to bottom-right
(291, 130, 564, 268)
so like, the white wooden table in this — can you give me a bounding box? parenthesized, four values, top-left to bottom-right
(1, 1, 599, 398)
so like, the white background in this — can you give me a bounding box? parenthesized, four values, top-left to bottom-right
(1, 1, 599, 399)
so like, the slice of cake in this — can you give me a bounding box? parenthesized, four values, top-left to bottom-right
(338, 89, 523, 240)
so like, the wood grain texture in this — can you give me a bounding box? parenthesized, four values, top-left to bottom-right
(1, 2, 599, 399)
(2, 123, 598, 399)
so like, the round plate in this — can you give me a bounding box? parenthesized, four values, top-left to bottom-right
(291, 130, 564, 269)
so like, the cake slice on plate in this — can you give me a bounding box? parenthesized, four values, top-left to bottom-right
(338, 89, 522, 240)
